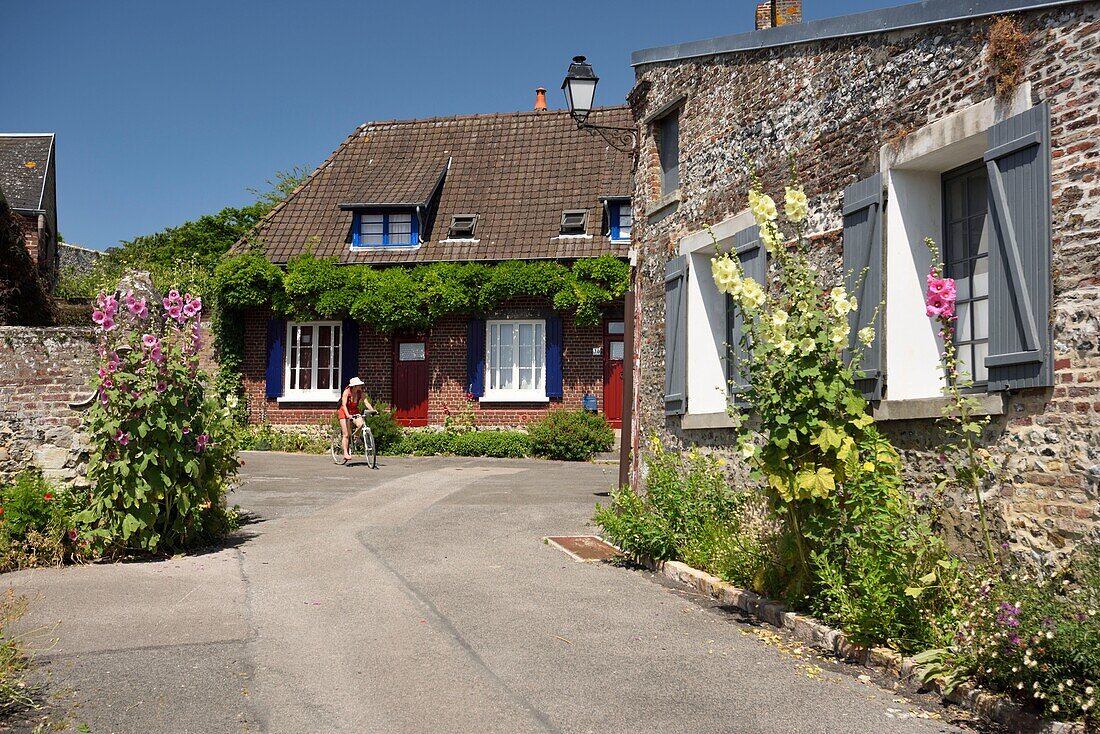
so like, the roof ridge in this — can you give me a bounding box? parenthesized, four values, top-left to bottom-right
(0, 132, 56, 138)
(356, 105, 630, 129)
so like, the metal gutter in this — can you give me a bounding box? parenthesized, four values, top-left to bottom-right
(631, 0, 1087, 66)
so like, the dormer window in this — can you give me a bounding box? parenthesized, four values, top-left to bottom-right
(352, 211, 418, 248)
(560, 209, 588, 236)
(610, 201, 632, 241)
(448, 214, 478, 239)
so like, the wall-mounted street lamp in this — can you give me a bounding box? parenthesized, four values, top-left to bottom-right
(561, 56, 636, 151)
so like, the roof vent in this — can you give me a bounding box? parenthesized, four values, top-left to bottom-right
(449, 214, 478, 238)
(560, 210, 588, 235)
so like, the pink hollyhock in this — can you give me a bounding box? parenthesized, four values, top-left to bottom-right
(101, 315, 117, 332)
(99, 391, 109, 405)
(92, 309, 106, 326)
(167, 304, 183, 321)
(156, 381, 167, 394)
(182, 302, 197, 318)
(182, 425, 191, 434)
(150, 346, 164, 363)
(136, 304, 149, 319)
(128, 296, 147, 317)
(926, 295, 949, 317)
(114, 430, 130, 445)
(67, 529, 78, 542)
(97, 367, 108, 380)
(195, 433, 211, 452)
(142, 334, 158, 348)
(169, 289, 180, 301)
(102, 377, 114, 390)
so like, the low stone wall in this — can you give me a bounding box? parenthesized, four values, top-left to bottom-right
(0, 327, 97, 485)
(58, 243, 102, 278)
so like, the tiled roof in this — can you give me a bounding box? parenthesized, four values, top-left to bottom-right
(0, 134, 54, 211)
(245, 107, 633, 265)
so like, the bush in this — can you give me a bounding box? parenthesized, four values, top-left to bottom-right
(923, 547, 1100, 723)
(594, 442, 772, 590)
(0, 472, 84, 571)
(363, 403, 403, 453)
(238, 424, 330, 454)
(81, 290, 240, 554)
(528, 409, 614, 461)
(390, 429, 531, 459)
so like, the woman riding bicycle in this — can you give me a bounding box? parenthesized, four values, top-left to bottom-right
(339, 376, 377, 461)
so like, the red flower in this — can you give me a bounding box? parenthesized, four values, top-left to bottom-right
(43, 492, 53, 501)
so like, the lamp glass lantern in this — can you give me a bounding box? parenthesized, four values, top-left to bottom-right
(562, 55, 598, 124)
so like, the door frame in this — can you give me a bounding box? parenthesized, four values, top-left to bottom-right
(392, 333, 430, 427)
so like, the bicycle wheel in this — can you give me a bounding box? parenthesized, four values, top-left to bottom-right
(330, 424, 347, 465)
(363, 427, 377, 469)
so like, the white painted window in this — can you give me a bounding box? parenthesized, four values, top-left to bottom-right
(485, 319, 546, 402)
(881, 85, 1031, 401)
(284, 321, 342, 401)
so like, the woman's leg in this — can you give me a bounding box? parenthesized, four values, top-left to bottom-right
(341, 418, 351, 459)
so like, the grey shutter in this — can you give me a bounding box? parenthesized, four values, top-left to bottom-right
(664, 255, 688, 415)
(984, 103, 1053, 390)
(842, 173, 885, 401)
(727, 225, 764, 398)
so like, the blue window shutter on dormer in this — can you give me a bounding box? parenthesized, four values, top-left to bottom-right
(265, 318, 286, 399)
(546, 316, 564, 399)
(610, 205, 621, 240)
(351, 214, 360, 248)
(410, 213, 419, 244)
(341, 319, 359, 389)
(467, 319, 486, 397)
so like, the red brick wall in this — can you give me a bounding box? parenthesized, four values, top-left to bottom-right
(241, 298, 617, 428)
(16, 214, 40, 269)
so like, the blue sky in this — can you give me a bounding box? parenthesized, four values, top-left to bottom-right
(5, 0, 900, 250)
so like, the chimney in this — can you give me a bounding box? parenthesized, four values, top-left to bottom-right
(534, 87, 547, 111)
(755, 0, 802, 30)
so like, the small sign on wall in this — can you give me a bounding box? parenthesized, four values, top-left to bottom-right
(592, 346, 603, 356)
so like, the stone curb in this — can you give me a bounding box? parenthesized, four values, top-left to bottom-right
(640, 557, 1085, 734)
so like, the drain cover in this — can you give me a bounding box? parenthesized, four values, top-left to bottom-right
(545, 535, 623, 562)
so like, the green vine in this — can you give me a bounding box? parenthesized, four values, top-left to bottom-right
(210, 252, 629, 414)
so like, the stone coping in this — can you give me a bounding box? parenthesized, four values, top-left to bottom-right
(632, 555, 1084, 734)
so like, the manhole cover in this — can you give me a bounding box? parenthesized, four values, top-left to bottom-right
(545, 535, 623, 562)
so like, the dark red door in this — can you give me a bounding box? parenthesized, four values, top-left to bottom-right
(603, 321, 625, 428)
(393, 336, 429, 427)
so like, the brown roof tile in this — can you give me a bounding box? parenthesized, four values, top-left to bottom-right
(243, 107, 633, 265)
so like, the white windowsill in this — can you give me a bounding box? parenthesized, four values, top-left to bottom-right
(681, 412, 736, 430)
(873, 393, 1005, 422)
(277, 392, 341, 404)
(349, 244, 422, 252)
(479, 391, 550, 404)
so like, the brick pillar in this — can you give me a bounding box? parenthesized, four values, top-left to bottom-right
(755, 2, 773, 30)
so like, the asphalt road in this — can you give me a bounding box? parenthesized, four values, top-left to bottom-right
(6, 452, 970, 734)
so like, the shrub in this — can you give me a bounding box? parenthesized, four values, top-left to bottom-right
(238, 424, 330, 454)
(81, 289, 240, 554)
(390, 429, 532, 459)
(0, 472, 84, 571)
(594, 441, 772, 590)
(528, 409, 614, 461)
(363, 403, 403, 453)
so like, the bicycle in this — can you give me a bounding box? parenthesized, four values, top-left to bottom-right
(330, 411, 378, 468)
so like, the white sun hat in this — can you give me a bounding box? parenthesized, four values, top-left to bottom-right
(348, 377, 365, 387)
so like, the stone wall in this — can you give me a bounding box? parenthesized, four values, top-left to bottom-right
(58, 243, 102, 278)
(0, 327, 97, 485)
(630, 3, 1100, 560)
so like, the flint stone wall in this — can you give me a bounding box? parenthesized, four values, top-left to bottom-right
(0, 327, 97, 485)
(630, 3, 1100, 561)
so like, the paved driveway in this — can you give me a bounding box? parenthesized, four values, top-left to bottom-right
(7, 452, 969, 733)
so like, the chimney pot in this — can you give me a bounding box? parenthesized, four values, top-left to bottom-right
(535, 87, 547, 111)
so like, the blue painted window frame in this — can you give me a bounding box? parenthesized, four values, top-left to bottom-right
(610, 202, 632, 241)
(351, 211, 419, 248)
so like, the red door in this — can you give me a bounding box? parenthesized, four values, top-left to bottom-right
(393, 336, 429, 427)
(603, 321, 625, 428)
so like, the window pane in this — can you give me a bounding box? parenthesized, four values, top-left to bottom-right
(498, 324, 514, 388)
(607, 321, 625, 335)
(489, 324, 499, 389)
(973, 299, 989, 340)
(956, 345, 973, 383)
(388, 213, 413, 245)
(659, 112, 679, 195)
(972, 258, 989, 298)
(947, 223, 967, 262)
(360, 214, 384, 245)
(534, 323, 544, 389)
(610, 341, 625, 360)
(973, 342, 989, 383)
(968, 217, 987, 259)
(967, 173, 988, 215)
(318, 331, 331, 391)
(955, 274, 970, 302)
(299, 327, 313, 390)
(955, 302, 970, 342)
(946, 179, 965, 221)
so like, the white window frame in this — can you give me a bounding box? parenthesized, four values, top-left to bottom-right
(481, 318, 549, 403)
(280, 320, 343, 403)
(880, 84, 1032, 402)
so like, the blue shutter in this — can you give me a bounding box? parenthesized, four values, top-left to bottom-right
(984, 103, 1053, 391)
(842, 173, 884, 401)
(610, 205, 621, 240)
(664, 255, 688, 415)
(546, 316, 564, 399)
(351, 214, 360, 248)
(341, 319, 359, 390)
(467, 319, 486, 397)
(727, 225, 763, 398)
(265, 319, 286, 399)
(410, 212, 420, 245)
